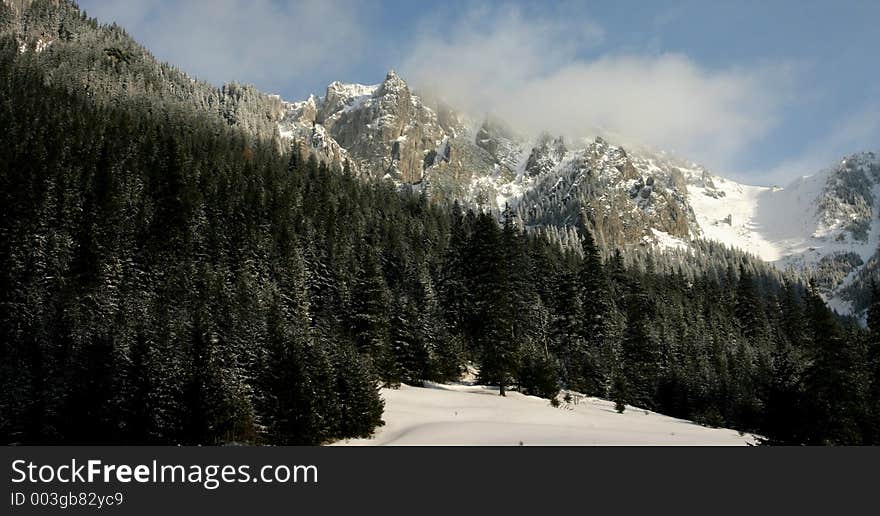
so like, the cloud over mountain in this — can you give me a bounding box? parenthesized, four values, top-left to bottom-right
(400, 6, 796, 176)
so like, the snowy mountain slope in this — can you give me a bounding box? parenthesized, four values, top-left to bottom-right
(684, 152, 880, 314)
(276, 71, 879, 315)
(333, 383, 754, 446)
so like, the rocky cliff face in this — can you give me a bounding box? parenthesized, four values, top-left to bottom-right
(278, 71, 703, 250)
(800, 153, 880, 314)
(280, 71, 466, 183)
(515, 137, 698, 249)
(277, 71, 880, 318)
(817, 153, 880, 242)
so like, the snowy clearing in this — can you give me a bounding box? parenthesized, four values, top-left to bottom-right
(333, 383, 755, 446)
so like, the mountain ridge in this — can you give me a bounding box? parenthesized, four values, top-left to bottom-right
(276, 71, 879, 317)
(4, 0, 878, 447)
(5, 0, 877, 317)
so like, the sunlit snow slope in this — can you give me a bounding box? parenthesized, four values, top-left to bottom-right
(685, 152, 880, 313)
(333, 383, 754, 446)
(687, 167, 849, 263)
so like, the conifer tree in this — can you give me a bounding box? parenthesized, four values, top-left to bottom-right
(350, 250, 392, 375)
(803, 280, 865, 444)
(389, 293, 429, 386)
(470, 211, 518, 395)
(579, 226, 615, 394)
(1, 23, 877, 445)
(864, 283, 880, 443)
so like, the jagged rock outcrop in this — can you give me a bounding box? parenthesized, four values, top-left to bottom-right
(516, 137, 699, 249)
(525, 134, 567, 177)
(475, 117, 523, 173)
(804, 152, 880, 313)
(278, 72, 705, 249)
(818, 152, 880, 242)
(281, 70, 465, 183)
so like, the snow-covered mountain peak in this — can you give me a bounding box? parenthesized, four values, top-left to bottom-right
(679, 148, 880, 315)
(320, 81, 379, 119)
(326, 80, 379, 99)
(273, 69, 880, 316)
(279, 71, 464, 183)
(377, 69, 407, 95)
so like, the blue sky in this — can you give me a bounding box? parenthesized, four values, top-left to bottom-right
(78, 0, 879, 185)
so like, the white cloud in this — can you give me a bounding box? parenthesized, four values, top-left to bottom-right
(79, 0, 367, 93)
(83, 1, 847, 183)
(401, 6, 795, 176)
(757, 101, 880, 186)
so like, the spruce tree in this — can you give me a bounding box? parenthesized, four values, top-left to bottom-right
(470, 211, 518, 395)
(579, 226, 615, 394)
(865, 283, 880, 443)
(803, 280, 865, 444)
(350, 250, 392, 376)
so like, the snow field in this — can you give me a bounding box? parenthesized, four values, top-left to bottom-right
(334, 382, 755, 446)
